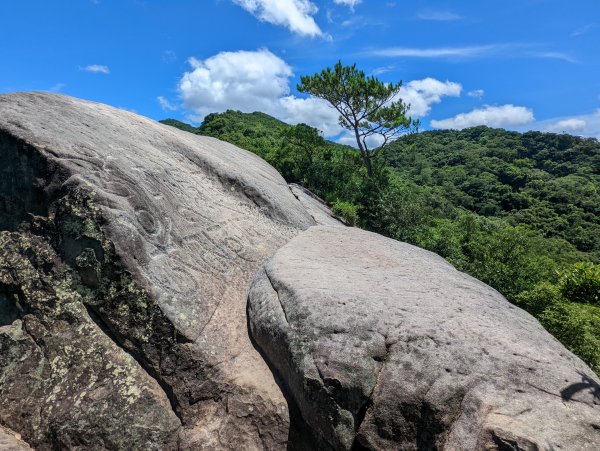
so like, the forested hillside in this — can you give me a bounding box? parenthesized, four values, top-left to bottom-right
(161, 112, 600, 373)
(385, 127, 600, 256)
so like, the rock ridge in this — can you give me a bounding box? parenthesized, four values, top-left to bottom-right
(0, 91, 315, 450)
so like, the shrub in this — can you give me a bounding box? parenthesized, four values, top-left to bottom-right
(559, 262, 600, 305)
(332, 201, 359, 225)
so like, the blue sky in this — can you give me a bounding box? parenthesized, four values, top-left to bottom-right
(1, 0, 599, 141)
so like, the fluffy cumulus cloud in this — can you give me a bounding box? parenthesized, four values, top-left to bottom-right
(531, 109, 600, 139)
(431, 105, 534, 130)
(232, 0, 322, 36)
(398, 78, 462, 117)
(278, 96, 341, 136)
(79, 64, 110, 74)
(179, 49, 293, 116)
(178, 49, 340, 134)
(544, 118, 587, 133)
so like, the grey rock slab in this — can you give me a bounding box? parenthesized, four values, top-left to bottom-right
(0, 92, 316, 449)
(248, 225, 600, 450)
(289, 184, 344, 227)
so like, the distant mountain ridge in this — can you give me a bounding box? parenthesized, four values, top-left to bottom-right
(385, 126, 600, 254)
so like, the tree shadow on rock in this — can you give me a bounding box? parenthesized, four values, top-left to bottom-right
(560, 371, 600, 404)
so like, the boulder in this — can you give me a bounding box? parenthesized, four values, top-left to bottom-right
(0, 92, 315, 449)
(248, 226, 600, 450)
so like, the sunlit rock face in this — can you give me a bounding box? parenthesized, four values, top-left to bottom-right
(0, 92, 315, 450)
(1, 92, 599, 451)
(248, 226, 600, 450)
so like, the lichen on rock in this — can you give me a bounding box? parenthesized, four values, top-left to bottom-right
(0, 229, 181, 450)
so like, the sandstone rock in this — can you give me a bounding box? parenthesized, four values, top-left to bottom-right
(0, 92, 315, 449)
(0, 425, 32, 451)
(248, 226, 600, 450)
(289, 184, 344, 227)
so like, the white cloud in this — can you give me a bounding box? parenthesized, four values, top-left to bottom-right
(417, 10, 461, 21)
(278, 96, 341, 136)
(398, 78, 462, 117)
(371, 45, 496, 59)
(232, 0, 322, 36)
(337, 131, 383, 149)
(545, 118, 587, 133)
(334, 0, 361, 9)
(371, 45, 576, 63)
(467, 89, 485, 98)
(431, 105, 534, 130)
(529, 109, 600, 139)
(179, 49, 293, 116)
(178, 49, 460, 138)
(371, 65, 395, 76)
(530, 52, 578, 64)
(571, 24, 595, 37)
(80, 64, 110, 74)
(157, 96, 177, 111)
(178, 49, 340, 135)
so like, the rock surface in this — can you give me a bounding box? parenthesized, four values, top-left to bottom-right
(0, 232, 181, 450)
(0, 92, 315, 449)
(0, 426, 32, 451)
(288, 184, 344, 227)
(248, 226, 600, 450)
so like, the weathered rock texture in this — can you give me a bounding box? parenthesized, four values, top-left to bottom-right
(0, 92, 315, 449)
(0, 426, 32, 451)
(248, 226, 600, 450)
(288, 184, 344, 227)
(0, 232, 180, 450)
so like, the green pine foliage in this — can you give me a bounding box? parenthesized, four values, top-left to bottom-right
(162, 112, 600, 373)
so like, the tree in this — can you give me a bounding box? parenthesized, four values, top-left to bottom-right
(298, 61, 418, 176)
(274, 123, 326, 183)
(282, 123, 325, 166)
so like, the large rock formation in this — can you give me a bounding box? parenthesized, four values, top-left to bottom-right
(2, 92, 599, 451)
(248, 226, 600, 450)
(0, 232, 180, 450)
(0, 92, 315, 450)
